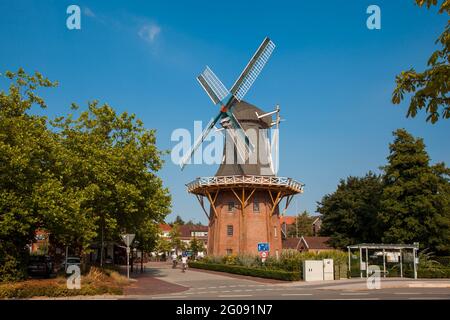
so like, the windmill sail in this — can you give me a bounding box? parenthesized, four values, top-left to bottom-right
(230, 37, 275, 101)
(180, 112, 223, 170)
(197, 66, 230, 105)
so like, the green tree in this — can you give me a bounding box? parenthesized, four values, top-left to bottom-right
(51, 99, 171, 257)
(318, 172, 383, 248)
(173, 215, 185, 226)
(0, 69, 59, 280)
(189, 237, 203, 256)
(378, 129, 450, 254)
(0, 69, 171, 280)
(169, 223, 182, 252)
(392, 0, 450, 123)
(287, 211, 314, 238)
(155, 237, 171, 256)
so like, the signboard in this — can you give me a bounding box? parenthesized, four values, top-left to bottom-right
(258, 242, 270, 252)
(185, 251, 193, 257)
(260, 251, 268, 258)
(121, 234, 135, 247)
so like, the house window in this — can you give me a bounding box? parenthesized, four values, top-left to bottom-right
(226, 249, 233, 255)
(227, 225, 233, 236)
(228, 202, 235, 212)
(253, 198, 260, 212)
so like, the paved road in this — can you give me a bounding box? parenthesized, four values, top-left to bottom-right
(120, 262, 450, 300)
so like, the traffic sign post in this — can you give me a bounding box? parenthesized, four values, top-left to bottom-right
(258, 242, 270, 252)
(260, 251, 268, 263)
(121, 234, 135, 279)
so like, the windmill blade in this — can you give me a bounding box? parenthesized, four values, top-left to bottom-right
(197, 66, 230, 105)
(230, 37, 275, 101)
(180, 112, 223, 170)
(224, 110, 255, 154)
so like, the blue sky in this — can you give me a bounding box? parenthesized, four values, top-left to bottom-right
(0, 0, 449, 224)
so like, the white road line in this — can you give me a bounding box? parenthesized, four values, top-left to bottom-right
(408, 297, 449, 300)
(218, 294, 253, 298)
(152, 296, 187, 299)
(340, 292, 370, 296)
(282, 293, 313, 296)
(394, 292, 421, 295)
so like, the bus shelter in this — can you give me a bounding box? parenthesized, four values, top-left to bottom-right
(347, 243, 419, 279)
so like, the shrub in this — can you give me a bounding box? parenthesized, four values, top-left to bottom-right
(0, 266, 128, 299)
(189, 262, 300, 281)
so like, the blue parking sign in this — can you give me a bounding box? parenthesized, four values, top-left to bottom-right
(258, 243, 269, 252)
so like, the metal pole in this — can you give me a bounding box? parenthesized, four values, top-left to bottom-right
(383, 248, 386, 278)
(348, 247, 351, 278)
(65, 246, 69, 272)
(399, 249, 403, 278)
(359, 247, 363, 278)
(413, 248, 417, 280)
(127, 247, 130, 279)
(365, 247, 369, 278)
(100, 222, 104, 267)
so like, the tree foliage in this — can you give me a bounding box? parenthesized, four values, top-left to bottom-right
(189, 237, 203, 256)
(318, 129, 450, 254)
(378, 129, 450, 253)
(318, 172, 383, 248)
(0, 69, 171, 281)
(287, 211, 314, 238)
(392, 0, 450, 123)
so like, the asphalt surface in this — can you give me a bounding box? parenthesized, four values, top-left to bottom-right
(118, 262, 450, 300)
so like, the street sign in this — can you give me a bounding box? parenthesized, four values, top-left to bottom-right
(260, 251, 268, 258)
(121, 234, 135, 279)
(121, 234, 135, 247)
(258, 242, 270, 252)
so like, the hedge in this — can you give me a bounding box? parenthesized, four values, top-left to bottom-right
(418, 267, 450, 279)
(0, 282, 122, 299)
(189, 262, 300, 281)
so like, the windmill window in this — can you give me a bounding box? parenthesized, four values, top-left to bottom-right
(253, 198, 260, 212)
(227, 225, 233, 236)
(227, 202, 235, 212)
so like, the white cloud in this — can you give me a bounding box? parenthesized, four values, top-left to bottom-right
(138, 23, 161, 43)
(83, 7, 96, 18)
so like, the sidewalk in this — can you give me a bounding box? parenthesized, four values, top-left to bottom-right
(274, 277, 450, 291)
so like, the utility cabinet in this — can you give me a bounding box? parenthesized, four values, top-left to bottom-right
(323, 258, 334, 280)
(303, 259, 335, 281)
(303, 260, 324, 281)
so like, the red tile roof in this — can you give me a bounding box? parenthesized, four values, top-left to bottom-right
(179, 225, 208, 239)
(159, 224, 172, 232)
(279, 216, 296, 225)
(301, 236, 332, 250)
(282, 237, 301, 250)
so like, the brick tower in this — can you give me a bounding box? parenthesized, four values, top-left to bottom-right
(187, 101, 303, 257)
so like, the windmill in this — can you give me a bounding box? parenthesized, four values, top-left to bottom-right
(184, 38, 304, 256)
(180, 37, 276, 169)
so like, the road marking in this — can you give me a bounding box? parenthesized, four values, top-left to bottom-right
(218, 294, 253, 298)
(340, 292, 370, 296)
(152, 295, 187, 299)
(282, 293, 313, 296)
(394, 292, 421, 295)
(408, 297, 449, 300)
